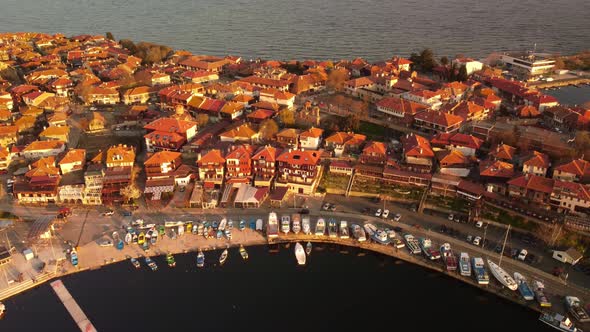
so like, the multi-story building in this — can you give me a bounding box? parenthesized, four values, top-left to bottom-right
(58, 149, 86, 174)
(500, 52, 555, 78)
(22, 140, 66, 160)
(225, 145, 254, 180)
(360, 141, 388, 166)
(507, 174, 555, 207)
(276, 148, 322, 194)
(413, 111, 463, 134)
(552, 159, 590, 184)
(522, 151, 550, 177)
(143, 117, 197, 152)
(83, 163, 104, 205)
(144, 151, 183, 178)
(106, 145, 135, 168)
(197, 149, 225, 187)
(252, 145, 281, 187)
(550, 180, 590, 214)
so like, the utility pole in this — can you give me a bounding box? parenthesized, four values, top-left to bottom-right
(498, 225, 510, 267)
(482, 222, 488, 251)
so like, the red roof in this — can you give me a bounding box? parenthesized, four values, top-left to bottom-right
(252, 145, 281, 162)
(277, 149, 321, 166)
(376, 97, 426, 115)
(479, 160, 514, 178)
(523, 151, 550, 169)
(508, 174, 554, 194)
(144, 117, 197, 134)
(430, 132, 483, 150)
(554, 159, 590, 178)
(414, 111, 463, 128)
(401, 133, 434, 158)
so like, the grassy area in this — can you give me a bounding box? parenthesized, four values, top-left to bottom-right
(351, 176, 423, 200)
(427, 196, 470, 213)
(482, 206, 538, 232)
(0, 211, 19, 220)
(358, 121, 387, 140)
(319, 172, 350, 191)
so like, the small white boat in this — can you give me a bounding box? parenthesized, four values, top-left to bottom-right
(139, 223, 156, 230)
(386, 229, 396, 239)
(281, 215, 291, 234)
(240, 245, 248, 260)
(302, 217, 311, 235)
(339, 221, 349, 239)
(219, 218, 227, 232)
(267, 212, 278, 238)
(459, 252, 471, 277)
(292, 214, 301, 234)
(197, 250, 205, 268)
(539, 312, 581, 332)
(471, 257, 489, 285)
(219, 249, 228, 265)
(363, 223, 377, 237)
(487, 259, 517, 291)
(124, 232, 132, 244)
(351, 224, 366, 242)
(295, 242, 306, 265)
(533, 280, 552, 307)
(565, 296, 590, 323)
(256, 218, 263, 231)
(0, 301, 5, 319)
(372, 229, 391, 245)
(403, 234, 421, 254)
(315, 218, 325, 236)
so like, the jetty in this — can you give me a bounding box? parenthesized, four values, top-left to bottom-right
(50, 279, 97, 332)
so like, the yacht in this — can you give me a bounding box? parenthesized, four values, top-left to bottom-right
(267, 212, 279, 238)
(459, 252, 471, 277)
(281, 215, 291, 234)
(513, 272, 534, 301)
(363, 223, 377, 238)
(302, 217, 311, 235)
(145, 257, 158, 271)
(539, 312, 581, 332)
(565, 296, 590, 323)
(197, 250, 205, 268)
(315, 218, 326, 236)
(419, 238, 440, 260)
(471, 257, 489, 285)
(295, 242, 306, 265)
(339, 221, 349, 239)
(440, 243, 457, 271)
(328, 219, 338, 238)
(219, 249, 228, 265)
(403, 234, 421, 254)
(487, 259, 517, 291)
(372, 229, 391, 245)
(130, 257, 140, 269)
(219, 218, 227, 232)
(532, 280, 552, 307)
(351, 224, 366, 242)
(292, 214, 301, 234)
(240, 245, 249, 260)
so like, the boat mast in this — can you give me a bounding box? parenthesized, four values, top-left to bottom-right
(498, 225, 510, 267)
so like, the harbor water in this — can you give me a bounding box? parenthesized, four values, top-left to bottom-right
(1, 244, 556, 331)
(544, 85, 590, 107)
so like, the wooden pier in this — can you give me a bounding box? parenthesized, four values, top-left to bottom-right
(50, 279, 97, 332)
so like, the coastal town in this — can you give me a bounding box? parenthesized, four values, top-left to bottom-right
(0, 31, 590, 330)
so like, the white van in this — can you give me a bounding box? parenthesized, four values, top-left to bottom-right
(518, 249, 528, 261)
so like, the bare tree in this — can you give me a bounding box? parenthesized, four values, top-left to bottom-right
(259, 119, 279, 140)
(120, 183, 142, 204)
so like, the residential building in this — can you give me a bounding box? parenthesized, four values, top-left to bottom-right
(522, 151, 550, 177)
(429, 132, 483, 157)
(58, 149, 86, 174)
(276, 128, 300, 148)
(83, 163, 104, 205)
(413, 111, 463, 134)
(276, 148, 322, 194)
(88, 112, 106, 131)
(144, 151, 183, 178)
(550, 180, 590, 214)
(0, 147, 11, 171)
(105, 145, 135, 168)
(22, 140, 66, 160)
(452, 58, 484, 75)
(225, 145, 254, 180)
(299, 127, 323, 150)
(83, 86, 120, 104)
(500, 52, 555, 78)
(143, 117, 197, 152)
(360, 141, 388, 165)
(404, 90, 443, 110)
(219, 123, 259, 143)
(507, 174, 554, 207)
(437, 150, 472, 177)
(401, 133, 434, 173)
(0, 125, 18, 147)
(552, 159, 590, 183)
(376, 97, 427, 119)
(324, 131, 366, 157)
(39, 125, 70, 143)
(122, 86, 152, 105)
(197, 149, 225, 186)
(252, 145, 281, 187)
(489, 143, 516, 162)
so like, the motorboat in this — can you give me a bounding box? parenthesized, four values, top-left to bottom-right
(138, 232, 145, 245)
(386, 229, 396, 239)
(166, 253, 176, 268)
(256, 218, 263, 231)
(292, 214, 301, 234)
(419, 238, 440, 260)
(124, 232, 132, 244)
(372, 229, 391, 245)
(328, 219, 338, 238)
(132, 233, 138, 244)
(145, 257, 157, 271)
(227, 220, 233, 231)
(0, 301, 5, 319)
(471, 257, 489, 285)
(197, 250, 205, 268)
(351, 224, 366, 242)
(513, 272, 534, 301)
(363, 223, 377, 237)
(440, 243, 457, 271)
(302, 217, 311, 235)
(487, 259, 517, 291)
(70, 249, 78, 267)
(130, 257, 140, 269)
(139, 223, 156, 230)
(565, 296, 590, 323)
(240, 245, 249, 260)
(532, 280, 552, 307)
(219, 249, 228, 265)
(197, 223, 204, 236)
(392, 238, 405, 248)
(219, 218, 227, 232)
(459, 252, 471, 277)
(239, 220, 246, 231)
(267, 212, 279, 238)
(403, 234, 421, 254)
(539, 312, 581, 332)
(306, 242, 312, 255)
(295, 242, 306, 265)
(225, 229, 232, 240)
(315, 218, 326, 236)
(216, 230, 223, 239)
(339, 221, 349, 239)
(281, 215, 291, 234)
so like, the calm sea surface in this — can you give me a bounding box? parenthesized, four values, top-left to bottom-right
(1, 244, 555, 332)
(0, 0, 588, 61)
(544, 85, 590, 106)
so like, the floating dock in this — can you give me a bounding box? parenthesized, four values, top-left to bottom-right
(50, 279, 97, 332)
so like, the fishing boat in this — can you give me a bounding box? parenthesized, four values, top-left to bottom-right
(471, 257, 489, 285)
(219, 249, 228, 265)
(539, 312, 581, 332)
(386, 229, 396, 239)
(339, 221, 349, 239)
(158, 225, 165, 237)
(292, 214, 301, 234)
(281, 215, 291, 234)
(150, 234, 157, 245)
(132, 233, 138, 244)
(216, 230, 223, 239)
(219, 218, 227, 232)
(165, 221, 184, 228)
(351, 224, 366, 242)
(363, 223, 377, 237)
(145, 257, 157, 271)
(513, 272, 534, 300)
(225, 229, 232, 240)
(565, 296, 590, 323)
(197, 223, 204, 236)
(295, 242, 306, 265)
(249, 219, 256, 230)
(419, 238, 440, 260)
(166, 253, 176, 268)
(197, 250, 205, 268)
(130, 257, 140, 269)
(392, 238, 405, 248)
(487, 259, 517, 290)
(240, 245, 248, 260)
(239, 220, 246, 231)
(227, 220, 233, 230)
(256, 218, 263, 231)
(372, 229, 391, 245)
(532, 280, 552, 307)
(212, 220, 219, 230)
(440, 243, 458, 271)
(403, 234, 421, 254)
(315, 218, 326, 236)
(192, 223, 199, 234)
(306, 242, 312, 255)
(328, 219, 338, 238)
(0, 301, 5, 319)
(300, 216, 310, 234)
(70, 249, 78, 267)
(124, 232, 132, 244)
(459, 252, 471, 277)
(186, 222, 193, 233)
(267, 212, 279, 238)
(138, 232, 145, 245)
(116, 239, 124, 250)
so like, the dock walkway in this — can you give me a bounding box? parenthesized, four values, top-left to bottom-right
(50, 279, 97, 332)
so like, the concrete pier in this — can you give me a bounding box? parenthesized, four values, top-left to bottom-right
(50, 279, 97, 332)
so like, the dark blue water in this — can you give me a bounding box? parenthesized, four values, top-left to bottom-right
(1, 244, 554, 331)
(0, 0, 588, 61)
(544, 85, 590, 106)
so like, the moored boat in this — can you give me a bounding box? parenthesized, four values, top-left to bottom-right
(240, 245, 249, 260)
(70, 249, 78, 267)
(0, 301, 5, 319)
(403, 234, 421, 254)
(459, 252, 471, 277)
(351, 224, 366, 242)
(219, 249, 228, 265)
(281, 215, 291, 234)
(239, 219, 246, 231)
(219, 218, 227, 232)
(306, 241, 312, 255)
(292, 214, 301, 234)
(124, 232, 132, 244)
(225, 229, 232, 240)
(539, 312, 581, 332)
(532, 280, 552, 307)
(487, 259, 517, 291)
(267, 212, 279, 238)
(471, 257, 489, 285)
(419, 238, 440, 260)
(138, 232, 145, 245)
(197, 250, 205, 268)
(372, 229, 391, 245)
(145, 257, 157, 271)
(339, 221, 349, 239)
(513, 272, 534, 301)
(166, 253, 176, 268)
(256, 218, 263, 231)
(565, 296, 590, 323)
(130, 257, 140, 269)
(328, 219, 338, 238)
(295, 242, 306, 265)
(197, 223, 204, 236)
(315, 218, 326, 236)
(302, 217, 311, 235)
(440, 243, 457, 271)
(363, 223, 377, 237)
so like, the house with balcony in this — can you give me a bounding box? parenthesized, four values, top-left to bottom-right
(276, 148, 322, 194)
(106, 144, 135, 168)
(429, 132, 483, 157)
(252, 145, 281, 187)
(197, 149, 225, 187)
(507, 174, 555, 208)
(552, 158, 590, 184)
(376, 97, 426, 119)
(83, 86, 120, 104)
(401, 133, 434, 173)
(522, 151, 550, 177)
(122, 86, 153, 105)
(550, 180, 590, 214)
(404, 89, 443, 110)
(58, 149, 86, 174)
(225, 145, 254, 181)
(324, 132, 366, 157)
(14, 156, 61, 204)
(299, 127, 323, 150)
(143, 117, 197, 152)
(360, 141, 388, 166)
(276, 128, 300, 148)
(0, 147, 11, 172)
(145, 151, 183, 179)
(22, 140, 66, 160)
(479, 159, 515, 194)
(413, 110, 463, 134)
(83, 163, 104, 205)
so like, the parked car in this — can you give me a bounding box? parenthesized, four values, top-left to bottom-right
(517, 249, 528, 261)
(375, 209, 382, 217)
(322, 203, 330, 211)
(475, 221, 483, 228)
(102, 210, 114, 216)
(393, 214, 402, 222)
(473, 236, 482, 246)
(466, 235, 473, 243)
(329, 204, 336, 212)
(448, 213, 454, 221)
(382, 209, 390, 219)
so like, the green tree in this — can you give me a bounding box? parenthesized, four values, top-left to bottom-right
(259, 119, 279, 140)
(420, 48, 436, 72)
(279, 109, 295, 126)
(440, 56, 449, 66)
(457, 66, 468, 81)
(119, 39, 138, 54)
(106, 32, 115, 41)
(340, 113, 361, 132)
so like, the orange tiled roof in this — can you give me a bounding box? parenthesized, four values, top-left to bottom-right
(252, 145, 281, 162)
(198, 149, 225, 165)
(23, 140, 65, 151)
(508, 174, 554, 194)
(220, 123, 258, 139)
(59, 149, 86, 165)
(300, 127, 323, 139)
(523, 151, 550, 169)
(362, 141, 387, 155)
(402, 133, 434, 158)
(40, 125, 70, 137)
(225, 145, 254, 161)
(490, 144, 516, 161)
(479, 160, 514, 178)
(145, 151, 182, 165)
(554, 159, 590, 178)
(144, 117, 197, 134)
(277, 149, 321, 166)
(106, 145, 135, 164)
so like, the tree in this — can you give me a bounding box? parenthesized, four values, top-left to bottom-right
(326, 68, 350, 92)
(279, 109, 295, 126)
(259, 119, 279, 140)
(195, 114, 209, 127)
(457, 66, 468, 82)
(106, 32, 115, 41)
(0, 67, 21, 83)
(420, 48, 436, 72)
(119, 39, 138, 54)
(120, 183, 142, 204)
(440, 56, 449, 66)
(340, 113, 361, 132)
